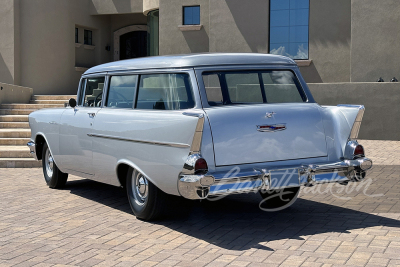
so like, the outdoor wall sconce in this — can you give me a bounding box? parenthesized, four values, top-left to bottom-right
(105, 45, 111, 51)
(377, 77, 384, 82)
(390, 77, 398, 82)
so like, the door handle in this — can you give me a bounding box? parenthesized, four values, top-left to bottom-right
(88, 112, 96, 118)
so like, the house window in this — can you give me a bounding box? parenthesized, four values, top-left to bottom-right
(183, 6, 200, 25)
(84, 29, 93, 45)
(269, 0, 309, 59)
(75, 28, 78, 43)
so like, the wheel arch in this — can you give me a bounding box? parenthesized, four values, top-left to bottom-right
(35, 134, 46, 160)
(115, 159, 158, 189)
(34, 133, 59, 167)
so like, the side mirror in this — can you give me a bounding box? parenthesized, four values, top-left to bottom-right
(69, 98, 77, 108)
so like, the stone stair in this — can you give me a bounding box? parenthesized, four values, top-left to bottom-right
(0, 95, 74, 168)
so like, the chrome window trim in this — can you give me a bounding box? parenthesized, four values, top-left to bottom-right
(87, 133, 190, 148)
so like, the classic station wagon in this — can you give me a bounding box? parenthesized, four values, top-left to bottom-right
(27, 53, 373, 220)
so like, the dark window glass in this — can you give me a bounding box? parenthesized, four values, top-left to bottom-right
(106, 75, 137, 109)
(136, 73, 195, 110)
(183, 6, 200, 25)
(81, 77, 105, 107)
(75, 28, 78, 43)
(202, 70, 306, 106)
(269, 0, 309, 59)
(84, 29, 92, 45)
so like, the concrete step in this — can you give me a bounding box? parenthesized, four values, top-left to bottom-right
(0, 122, 30, 128)
(0, 115, 29, 122)
(29, 100, 68, 105)
(1, 104, 64, 109)
(0, 129, 31, 138)
(0, 109, 37, 115)
(32, 95, 75, 100)
(0, 146, 31, 158)
(0, 158, 42, 168)
(0, 138, 30, 145)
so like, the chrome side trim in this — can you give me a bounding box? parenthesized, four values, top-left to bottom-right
(190, 116, 205, 154)
(338, 104, 365, 140)
(87, 133, 190, 148)
(178, 115, 213, 199)
(182, 112, 204, 118)
(27, 141, 38, 160)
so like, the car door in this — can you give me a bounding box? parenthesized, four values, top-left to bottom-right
(58, 76, 106, 176)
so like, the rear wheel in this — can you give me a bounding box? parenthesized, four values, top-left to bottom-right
(42, 142, 68, 189)
(126, 167, 167, 221)
(259, 187, 300, 211)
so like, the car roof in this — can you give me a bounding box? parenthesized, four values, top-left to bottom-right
(84, 53, 296, 75)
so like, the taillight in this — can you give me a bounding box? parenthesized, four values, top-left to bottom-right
(194, 158, 208, 174)
(354, 145, 364, 157)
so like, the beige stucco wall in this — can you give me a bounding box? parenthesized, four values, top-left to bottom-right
(309, 82, 400, 141)
(19, 0, 112, 95)
(0, 0, 20, 85)
(0, 82, 32, 104)
(209, 0, 269, 53)
(299, 0, 351, 83)
(143, 0, 159, 15)
(351, 0, 400, 82)
(90, 0, 143, 15)
(159, 0, 209, 55)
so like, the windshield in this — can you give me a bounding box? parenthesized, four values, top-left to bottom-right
(202, 70, 307, 106)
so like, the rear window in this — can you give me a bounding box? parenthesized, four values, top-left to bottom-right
(136, 73, 195, 110)
(202, 70, 306, 106)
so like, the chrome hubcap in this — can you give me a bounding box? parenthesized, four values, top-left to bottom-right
(132, 171, 148, 206)
(45, 148, 54, 178)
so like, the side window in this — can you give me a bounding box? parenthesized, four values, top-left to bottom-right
(203, 74, 223, 106)
(106, 75, 137, 109)
(262, 71, 304, 103)
(136, 73, 195, 110)
(80, 77, 105, 107)
(225, 73, 263, 103)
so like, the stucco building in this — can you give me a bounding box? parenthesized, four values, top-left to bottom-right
(1, 0, 399, 95)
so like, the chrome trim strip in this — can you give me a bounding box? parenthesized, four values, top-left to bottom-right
(87, 133, 190, 148)
(338, 104, 365, 140)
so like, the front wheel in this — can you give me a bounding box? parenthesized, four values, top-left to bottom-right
(259, 187, 300, 212)
(126, 168, 167, 221)
(42, 142, 68, 189)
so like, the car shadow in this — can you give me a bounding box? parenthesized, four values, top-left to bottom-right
(65, 178, 399, 251)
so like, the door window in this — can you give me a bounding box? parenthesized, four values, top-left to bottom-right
(106, 75, 137, 108)
(79, 77, 105, 107)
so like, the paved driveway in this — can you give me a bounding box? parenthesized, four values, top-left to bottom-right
(0, 140, 399, 266)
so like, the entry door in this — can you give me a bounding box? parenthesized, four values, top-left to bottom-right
(58, 77, 105, 176)
(120, 31, 147, 59)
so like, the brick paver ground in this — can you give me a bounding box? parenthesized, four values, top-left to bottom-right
(0, 140, 399, 267)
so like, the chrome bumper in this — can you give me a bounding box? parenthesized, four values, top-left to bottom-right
(178, 157, 373, 200)
(27, 141, 38, 160)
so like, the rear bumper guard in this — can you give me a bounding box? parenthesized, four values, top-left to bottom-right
(178, 157, 373, 200)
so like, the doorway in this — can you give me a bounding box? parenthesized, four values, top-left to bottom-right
(120, 31, 147, 59)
